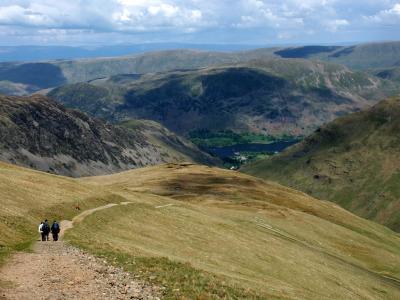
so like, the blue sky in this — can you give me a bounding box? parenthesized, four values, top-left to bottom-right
(0, 0, 399, 46)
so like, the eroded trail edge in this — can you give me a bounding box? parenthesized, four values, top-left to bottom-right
(0, 202, 161, 300)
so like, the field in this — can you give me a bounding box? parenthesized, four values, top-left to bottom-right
(1, 161, 400, 299)
(188, 130, 284, 147)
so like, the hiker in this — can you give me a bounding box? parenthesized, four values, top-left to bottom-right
(42, 219, 50, 241)
(38, 221, 44, 241)
(51, 220, 60, 241)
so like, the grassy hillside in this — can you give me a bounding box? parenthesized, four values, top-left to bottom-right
(374, 67, 400, 83)
(243, 96, 400, 231)
(325, 42, 400, 69)
(0, 48, 278, 95)
(0, 81, 37, 96)
(69, 164, 400, 298)
(0, 62, 66, 89)
(274, 46, 341, 58)
(1, 42, 400, 96)
(0, 161, 115, 263)
(1, 161, 400, 298)
(0, 94, 217, 177)
(49, 59, 399, 138)
(274, 41, 400, 70)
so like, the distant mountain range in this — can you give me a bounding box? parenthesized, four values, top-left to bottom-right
(0, 43, 264, 62)
(0, 42, 400, 95)
(1, 41, 400, 97)
(273, 41, 400, 69)
(242, 96, 400, 231)
(0, 48, 278, 95)
(0, 94, 218, 177)
(48, 58, 399, 138)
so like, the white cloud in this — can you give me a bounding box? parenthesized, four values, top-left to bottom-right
(365, 2, 400, 24)
(0, 0, 398, 45)
(277, 32, 293, 40)
(0, 4, 54, 27)
(110, 0, 208, 32)
(0, 0, 206, 32)
(324, 19, 349, 32)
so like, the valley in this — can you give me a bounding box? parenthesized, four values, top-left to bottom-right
(0, 39, 400, 299)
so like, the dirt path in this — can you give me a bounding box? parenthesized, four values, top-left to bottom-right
(0, 203, 162, 300)
(60, 203, 119, 238)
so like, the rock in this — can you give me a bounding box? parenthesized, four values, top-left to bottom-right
(109, 281, 117, 287)
(50, 277, 61, 283)
(74, 276, 83, 283)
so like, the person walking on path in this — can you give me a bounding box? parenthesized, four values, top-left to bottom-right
(51, 220, 60, 241)
(38, 222, 44, 241)
(42, 219, 50, 241)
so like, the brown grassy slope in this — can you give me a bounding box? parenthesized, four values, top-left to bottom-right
(0, 161, 119, 262)
(242, 96, 400, 231)
(2, 160, 400, 298)
(73, 163, 400, 299)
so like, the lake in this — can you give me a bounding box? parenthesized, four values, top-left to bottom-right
(206, 140, 299, 158)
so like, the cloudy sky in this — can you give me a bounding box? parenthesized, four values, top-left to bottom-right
(0, 0, 399, 46)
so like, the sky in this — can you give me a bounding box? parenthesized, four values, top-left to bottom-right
(0, 0, 399, 46)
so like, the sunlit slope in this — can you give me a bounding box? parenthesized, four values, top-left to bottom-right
(242, 96, 400, 231)
(69, 164, 400, 299)
(0, 161, 116, 260)
(1, 160, 400, 298)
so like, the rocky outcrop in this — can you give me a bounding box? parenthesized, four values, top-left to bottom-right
(0, 94, 217, 177)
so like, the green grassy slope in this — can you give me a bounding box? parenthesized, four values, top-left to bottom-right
(1, 42, 400, 96)
(55, 48, 280, 83)
(0, 48, 278, 95)
(243, 96, 400, 231)
(323, 42, 400, 70)
(49, 59, 399, 138)
(374, 67, 400, 83)
(274, 42, 400, 70)
(1, 161, 400, 298)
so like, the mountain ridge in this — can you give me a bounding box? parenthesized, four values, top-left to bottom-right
(2, 41, 400, 96)
(242, 96, 400, 231)
(48, 58, 399, 138)
(0, 94, 218, 177)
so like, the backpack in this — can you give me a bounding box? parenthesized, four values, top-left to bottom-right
(53, 223, 60, 233)
(42, 223, 50, 233)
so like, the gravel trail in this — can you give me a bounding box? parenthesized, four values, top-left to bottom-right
(0, 204, 161, 300)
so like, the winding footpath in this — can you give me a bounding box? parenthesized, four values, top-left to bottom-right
(0, 203, 161, 300)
